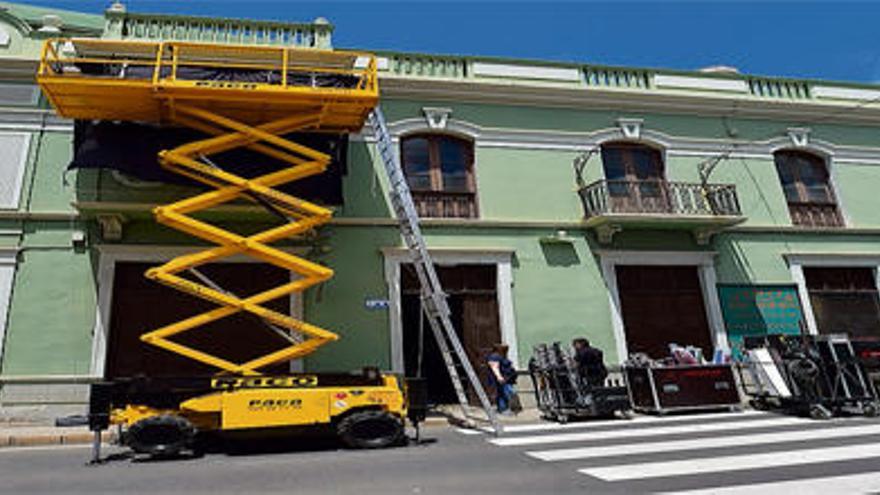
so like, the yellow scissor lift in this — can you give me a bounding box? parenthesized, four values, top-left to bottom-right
(38, 38, 418, 458)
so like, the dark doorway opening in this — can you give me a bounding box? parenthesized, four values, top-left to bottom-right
(400, 264, 500, 405)
(106, 262, 292, 379)
(616, 265, 713, 359)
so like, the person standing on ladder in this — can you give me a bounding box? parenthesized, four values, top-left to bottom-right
(487, 344, 517, 416)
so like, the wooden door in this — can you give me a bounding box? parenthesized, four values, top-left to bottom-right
(616, 265, 713, 359)
(106, 262, 292, 378)
(463, 294, 502, 403)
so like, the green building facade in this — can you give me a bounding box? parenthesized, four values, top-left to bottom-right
(2, 1, 880, 417)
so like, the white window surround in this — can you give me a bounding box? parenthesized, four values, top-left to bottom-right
(597, 250, 728, 362)
(391, 125, 483, 219)
(0, 132, 31, 210)
(382, 247, 519, 371)
(92, 245, 306, 378)
(0, 248, 17, 367)
(785, 253, 880, 336)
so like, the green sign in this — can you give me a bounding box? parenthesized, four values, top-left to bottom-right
(717, 284, 804, 358)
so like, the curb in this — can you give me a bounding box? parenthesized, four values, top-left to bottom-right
(0, 431, 117, 449)
(421, 416, 452, 426)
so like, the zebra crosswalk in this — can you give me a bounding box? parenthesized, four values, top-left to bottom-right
(461, 410, 880, 493)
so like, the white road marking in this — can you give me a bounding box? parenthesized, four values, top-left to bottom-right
(527, 422, 880, 461)
(580, 442, 880, 481)
(483, 410, 761, 434)
(491, 416, 808, 447)
(658, 472, 880, 495)
(455, 428, 483, 435)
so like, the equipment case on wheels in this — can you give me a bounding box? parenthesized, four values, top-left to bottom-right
(529, 342, 631, 423)
(743, 334, 879, 419)
(624, 364, 741, 414)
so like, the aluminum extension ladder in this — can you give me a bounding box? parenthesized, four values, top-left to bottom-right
(368, 108, 502, 435)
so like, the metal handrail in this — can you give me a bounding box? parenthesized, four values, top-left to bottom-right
(578, 179, 742, 217)
(38, 38, 377, 93)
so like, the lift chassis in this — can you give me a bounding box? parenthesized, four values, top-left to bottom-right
(89, 371, 417, 457)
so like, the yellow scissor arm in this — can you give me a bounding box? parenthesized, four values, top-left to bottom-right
(37, 39, 380, 375)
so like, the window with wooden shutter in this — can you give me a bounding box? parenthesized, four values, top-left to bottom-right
(600, 142, 669, 213)
(774, 150, 843, 227)
(400, 134, 477, 218)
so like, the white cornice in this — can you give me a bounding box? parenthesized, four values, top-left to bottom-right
(380, 77, 880, 126)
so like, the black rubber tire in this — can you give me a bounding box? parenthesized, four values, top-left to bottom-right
(864, 403, 879, 418)
(336, 410, 404, 449)
(126, 415, 195, 457)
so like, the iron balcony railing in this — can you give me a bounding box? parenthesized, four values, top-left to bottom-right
(578, 180, 742, 218)
(788, 202, 844, 228)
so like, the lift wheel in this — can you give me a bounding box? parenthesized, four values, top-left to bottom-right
(336, 410, 404, 449)
(126, 415, 196, 457)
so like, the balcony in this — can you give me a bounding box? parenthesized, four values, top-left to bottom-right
(412, 191, 477, 219)
(578, 180, 746, 244)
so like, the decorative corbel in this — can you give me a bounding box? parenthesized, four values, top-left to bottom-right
(96, 214, 126, 242)
(422, 107, 452, 130)
(617, 118, 644, 140)
(787, 127, 810, 148)
(693, 227, 720, 246)
(595, 223, 622, 245)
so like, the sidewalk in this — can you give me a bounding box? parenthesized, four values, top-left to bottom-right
(0, 423, 106, 448)
(431, 404, 544, 428)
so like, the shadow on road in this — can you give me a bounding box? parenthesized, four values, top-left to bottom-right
(94, 429, 434, 464)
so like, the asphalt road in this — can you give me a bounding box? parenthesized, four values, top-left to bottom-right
(2, 412, 880, 494)
(0, 425, 587, 495)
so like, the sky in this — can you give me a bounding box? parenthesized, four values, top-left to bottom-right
(16, 1, 880, 83)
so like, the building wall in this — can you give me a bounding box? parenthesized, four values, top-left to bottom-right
(5, 96, 880, 379)
(2, 3, 880, 416)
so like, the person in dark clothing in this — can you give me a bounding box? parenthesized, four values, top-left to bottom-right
(572, 338, 608, 387)
(486, 343, 517, 415)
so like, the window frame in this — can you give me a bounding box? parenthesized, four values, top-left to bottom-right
(600, 142, 666, 182)
(803, 266, 880, 337)
(399, 132, 478, 218)
(400, 133, 476, 194)
(774, 149, 843, 227)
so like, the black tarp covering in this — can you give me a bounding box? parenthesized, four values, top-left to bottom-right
(76, 63, 359, 88)
(71, 120, 348, 205)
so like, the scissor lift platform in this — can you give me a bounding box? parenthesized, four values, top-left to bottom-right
(38, 38, 377, 130)
(37, 39, 421, 460)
